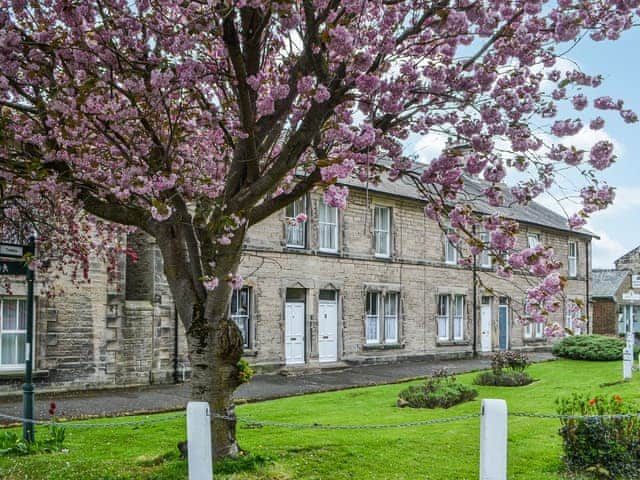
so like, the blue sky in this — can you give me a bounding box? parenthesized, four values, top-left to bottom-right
(406, 28, 640, 269)
(563, 28, 640, 268)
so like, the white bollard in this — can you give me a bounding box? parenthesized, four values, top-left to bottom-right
(479, 399, 507, 480)
(187, 402, 213, 480)
(623, 348, 633, 380)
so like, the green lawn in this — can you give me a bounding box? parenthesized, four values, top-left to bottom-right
(1, 359, 639, 480)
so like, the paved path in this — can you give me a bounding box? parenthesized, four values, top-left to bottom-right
(0, 352, 554, 422)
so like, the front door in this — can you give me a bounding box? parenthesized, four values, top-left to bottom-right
(318, 291, 338, 363)
(480, 297, 492, 352)
(498, 297, 509, 350)
(285, 302, 305, 365)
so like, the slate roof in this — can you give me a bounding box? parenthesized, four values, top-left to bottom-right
(615, 245, 640, 265)
(338, 166, 597, 238)
(591, 269, 629, 298)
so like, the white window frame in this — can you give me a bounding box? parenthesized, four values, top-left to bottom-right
(0, 297, 28, 369)
(633, 275, 640, 289)
(534, 321, 545, 338)
(366, 291, 400, 344)
(527, 233, 540, 248)
(479, 232, 492, 268)
(523, 322, 533, 339)
(319, 199, 339, 253)
(384, 292, 399, 344)
(444, 230, 458, 265)
(437, 295, 450, 341)
(568, 241, 578, 278)
(523, 307, 544, 340)
(365, 291, 381, 344)
(453, 295, 465, 341)
(230, 287, 251, 348)
(285, 197, 307, 248)
(566, 302, 583, 335)
(373, 206, 391, 258)
(437, 294, 465, 341)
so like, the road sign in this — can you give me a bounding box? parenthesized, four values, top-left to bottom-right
(0, 242, 33, 259)
(0, 260, 28, 276)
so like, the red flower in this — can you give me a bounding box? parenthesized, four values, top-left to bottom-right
(588, 398, 597, 406)
(49, 402, 57, 415)
(612, 394, 623, 404)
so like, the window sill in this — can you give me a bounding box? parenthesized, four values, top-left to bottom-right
(523, 337, 547, 344)
(318, 249, 339, 256)
(436, 340, 469, 347)
(0, 369, 48, 379)
(242, 349, 258, 357)
(362, 343, 404, 351)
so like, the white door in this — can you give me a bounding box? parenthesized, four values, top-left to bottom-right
(318, 302, 338, 363)
(285, 302, 305, 365)
(480, 303, 492, 352)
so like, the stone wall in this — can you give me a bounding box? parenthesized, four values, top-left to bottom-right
(0, 187, 592, 391)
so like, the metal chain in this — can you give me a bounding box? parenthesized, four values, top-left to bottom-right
(214, 413, 482, 430)
(4, 410, 640, 431)
(510, 411, 640, 421)
(0, 412, 186, 428)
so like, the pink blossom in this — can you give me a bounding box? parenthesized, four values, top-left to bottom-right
(568, 214, 587, 230)
(229, 274, 244, 290)
(323, 186, 349, 209)
(589, 140, 615, 170)
(151, 205, 173, 222)
(295, 213, 307, 224)
(314, 85, 330, 103)
(203, 277, 219, 291)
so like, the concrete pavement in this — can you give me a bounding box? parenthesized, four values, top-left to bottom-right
(0, 352, 554, 423)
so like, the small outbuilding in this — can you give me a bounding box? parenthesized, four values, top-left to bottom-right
(592, 245, 640, 336)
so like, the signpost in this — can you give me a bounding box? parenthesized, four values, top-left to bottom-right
(0, 237, 36, 442)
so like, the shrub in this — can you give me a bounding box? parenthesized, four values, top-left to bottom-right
(474, 371, 534, 386)
(552, 335, 634, 361)
(491, 351, 532, 374)
(398, 369, 477, 409)
(557, 392, 640, 479)
(475, 351, 534, 386)
(237, 358, 254, 384)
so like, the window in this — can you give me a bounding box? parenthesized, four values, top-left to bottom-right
(565, 302, 583, 335)
(285, 197, 306, 248)
(527, 233, 540, 248)
(230, 287, 251, 348)
(319, 200, 338, 253)
(523, 314, 545, 339)
(384, 292, 399, 344)
(374, 207, 391, 257)
(444, 230, 458, 265)
(568, 241, 578, 278)
(479, 232, 492, 268)
(1, 298, 27, 368)
(437, 294, 465, 341)
(365, 291, 399, 344)
(633, 275, 640, 289)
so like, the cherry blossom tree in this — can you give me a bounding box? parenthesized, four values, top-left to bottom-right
(0, 0, 637, 458)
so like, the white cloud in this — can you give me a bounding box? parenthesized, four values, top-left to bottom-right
(412, 132, 449, 164)
(591, 230, 627, 269)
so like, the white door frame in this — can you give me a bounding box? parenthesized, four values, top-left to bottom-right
(285, 301, 305, 365)
(480, 297, 492, 353)
(318, 292, 339, 363)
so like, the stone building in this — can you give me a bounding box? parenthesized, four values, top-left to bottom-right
(592, 245, 640, 336)
(0, 176, 594, 392)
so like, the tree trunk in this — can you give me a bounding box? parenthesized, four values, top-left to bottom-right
(188, 303, 244, 460)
